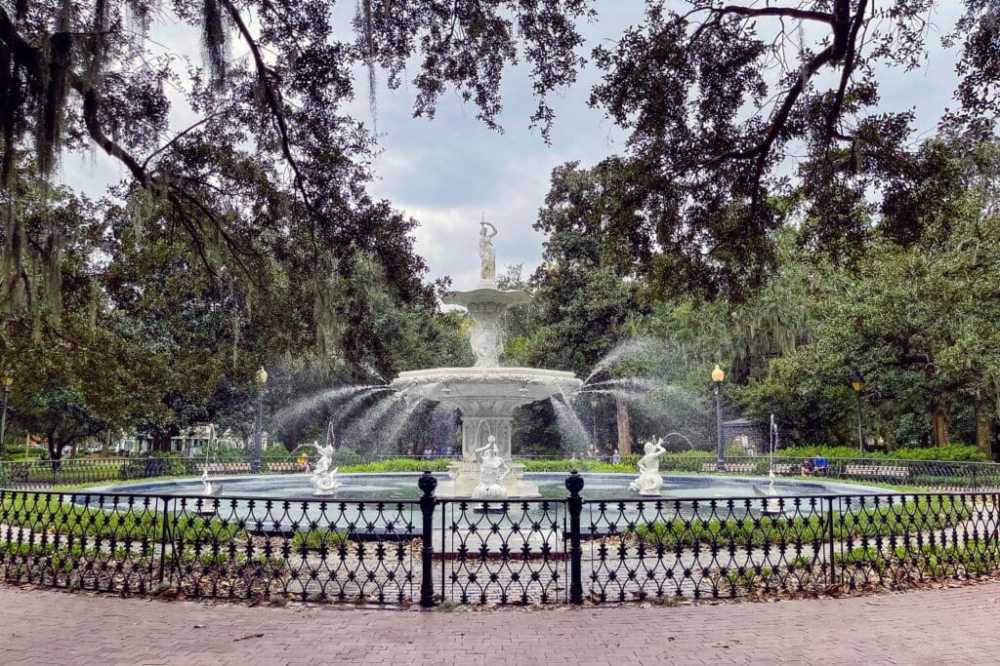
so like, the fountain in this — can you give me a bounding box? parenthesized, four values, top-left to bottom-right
(390, 220, 582, 498)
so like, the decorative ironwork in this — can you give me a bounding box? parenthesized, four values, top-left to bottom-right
(1, 471, 1000, 608)
(438, 498, 566, 605)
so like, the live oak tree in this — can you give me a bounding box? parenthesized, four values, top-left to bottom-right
(5, 1, 998, 306)
(0, 176, 167, 460)
(736, 138, 1000, 450)
(585, 1, 999, 296)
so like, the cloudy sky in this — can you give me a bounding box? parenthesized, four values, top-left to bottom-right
(62, 2, 967, 288)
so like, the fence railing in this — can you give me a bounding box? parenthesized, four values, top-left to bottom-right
(3, 454, 999, 491)
(2, 472, 998, 607)
(674, 455, 1000, 490)
(0, 457, 308, 489)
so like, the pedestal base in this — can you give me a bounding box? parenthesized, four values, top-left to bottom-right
(435, 460, 541, 498)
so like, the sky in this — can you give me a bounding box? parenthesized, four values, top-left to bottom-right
(61, 1, 967, 289)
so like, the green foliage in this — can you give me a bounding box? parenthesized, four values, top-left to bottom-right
(630, 496, 971, 549)
(339, 458, 453, 474)
(0, 493, 244, 542)
(333, 447, 364, 467)
(777, 444, 989, 462)
(291, 529, 351, 551)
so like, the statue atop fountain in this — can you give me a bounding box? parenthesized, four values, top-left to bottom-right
(390, 218, 582, 497)
(479, 219, 498, 285)
(629, 437, 667, 496)
(309, 440, 342, 495)
(472, 436, 511, 499)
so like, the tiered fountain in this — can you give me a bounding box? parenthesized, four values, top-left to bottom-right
(390, 221, 581, 498)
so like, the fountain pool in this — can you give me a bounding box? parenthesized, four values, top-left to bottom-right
(94, 471, 890, 502)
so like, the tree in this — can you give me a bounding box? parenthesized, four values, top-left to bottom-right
(584, 2, 1000, 295)
(738, 139, 1000, 451)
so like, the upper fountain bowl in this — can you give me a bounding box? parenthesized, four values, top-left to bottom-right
(442, 286, 531, 308)
(390, 367, 582, 417)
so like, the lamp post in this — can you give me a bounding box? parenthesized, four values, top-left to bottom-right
(712, 364, 725, 471)
(252, 366, 268, 474)
(0, 374, 12, 453)
(851, 371, 864, 454)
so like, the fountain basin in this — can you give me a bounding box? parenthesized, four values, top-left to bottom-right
(390, 367, 582, 415)
(391, 367, 583, 497)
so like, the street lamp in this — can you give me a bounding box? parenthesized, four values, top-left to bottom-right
(851, 371, 864, 454)
(0, 374, 12, 453)
(252, 366, 268, 474)
(712, 364, 725, 471)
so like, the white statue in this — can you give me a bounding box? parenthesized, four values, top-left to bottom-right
(629, 437, 667, 496)
(479, 220, 497, 283)
(472, 435, 510, 499)
(754, 469, 781, 514)
(309, 440, 342, 495)
(200, 467, 223, 497)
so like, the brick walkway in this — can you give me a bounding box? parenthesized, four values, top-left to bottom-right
(2, 583, 999, 665)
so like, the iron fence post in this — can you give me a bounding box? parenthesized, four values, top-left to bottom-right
(826, 496, 837, 586)
(157, 495, 172, 586)
(418, 471, 438, 608)
(565, 470, 585, 605)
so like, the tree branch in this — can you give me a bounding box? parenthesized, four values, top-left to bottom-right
(705, 0, 856, 169)
(221, 0, 320, 219)
(824, 0, 868, 143)
(715, 4, 834, 25)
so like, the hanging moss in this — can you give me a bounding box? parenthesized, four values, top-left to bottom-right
(86, 0, 109, 84)
(202, 0, 228, 90)
(357, 0, 377, 131)
(44, 221, 63, 324)
(36, 30, 73, 176)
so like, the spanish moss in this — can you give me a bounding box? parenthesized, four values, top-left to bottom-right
(202, 0, 228, 90)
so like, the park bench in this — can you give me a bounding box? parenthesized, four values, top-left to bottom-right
(266, 461, 308, 473)
(843, 464, 911, 481)
(198, 463, 252, 474)
(700, 462, 755, 474)
(197, 462, 306, 474)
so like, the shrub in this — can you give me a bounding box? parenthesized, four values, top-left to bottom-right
(291, 529, 351, 551)
(334, 447, 364, 466)
(777, 444, 987, 462)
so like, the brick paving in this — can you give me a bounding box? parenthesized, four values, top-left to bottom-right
(2, 582, 1000, 665)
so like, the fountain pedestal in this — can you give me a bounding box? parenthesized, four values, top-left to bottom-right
(390, 367, 581, 498)
(388, 220, 582, 498)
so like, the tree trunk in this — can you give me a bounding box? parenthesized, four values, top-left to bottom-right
(930, 399, 949, 446)
(47, 430, 61, 472)
(975, 392, 993, 460)
(615, 397, 633, 456)
(152, 431, 172, 453)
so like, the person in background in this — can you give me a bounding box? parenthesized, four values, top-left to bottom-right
(611, 449, 622, 465)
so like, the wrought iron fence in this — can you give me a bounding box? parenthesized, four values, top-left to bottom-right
(663, 455, 1000, 490)
(2, 472, 999, 608)
(4, 454, 1000, 491)
(0, 457, 308, 489)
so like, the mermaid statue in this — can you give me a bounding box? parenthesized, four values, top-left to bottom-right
(309, 440, 341, 495)
(629, 437, 667, 496)
(472, 435, 510, 499)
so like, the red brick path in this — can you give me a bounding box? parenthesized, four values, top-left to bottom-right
(2, 583, 999, 665)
